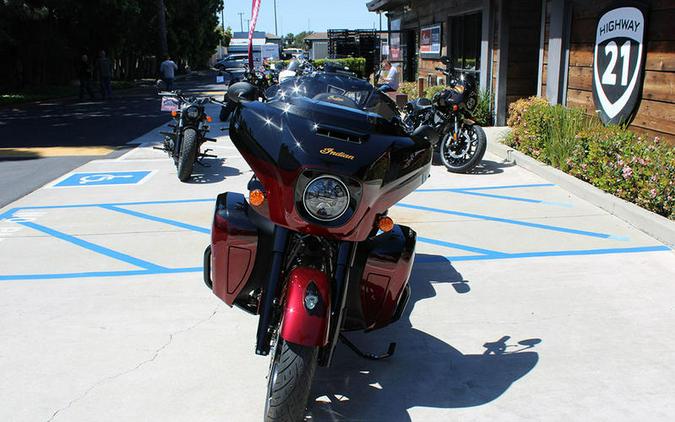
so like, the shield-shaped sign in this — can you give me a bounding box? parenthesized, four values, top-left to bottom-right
(592, 4, 648, 125)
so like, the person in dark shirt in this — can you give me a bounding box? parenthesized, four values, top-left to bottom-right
(78, 54, 95, 100)
(97, 50, 113, 100)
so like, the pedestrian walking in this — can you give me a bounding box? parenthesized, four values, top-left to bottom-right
(97, 50, 113, 99)
(78, 54, 95, 100)
(160, 55, 178, 91)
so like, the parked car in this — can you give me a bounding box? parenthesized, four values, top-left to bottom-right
(214, 54, 248, 71)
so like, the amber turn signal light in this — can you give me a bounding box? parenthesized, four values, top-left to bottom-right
(171, 110, 178, 117)
(249, 189, 265, 206)
(206, 115, 213, 122)
(378, 216, 394, 232)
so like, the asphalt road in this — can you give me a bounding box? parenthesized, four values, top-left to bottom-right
(0, 72, 227, 207)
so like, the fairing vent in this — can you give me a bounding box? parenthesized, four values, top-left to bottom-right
(315, 124, 368, 144)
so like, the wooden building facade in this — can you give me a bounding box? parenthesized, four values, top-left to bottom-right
(367, 0, 675, 141)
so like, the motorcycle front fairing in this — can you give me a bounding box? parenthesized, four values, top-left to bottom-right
(227, 88, 432, 242)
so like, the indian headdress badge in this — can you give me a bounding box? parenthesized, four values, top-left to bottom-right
(592, 4, 648, 125)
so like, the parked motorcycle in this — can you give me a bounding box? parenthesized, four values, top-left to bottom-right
(278, 58, 315, 83)
(403, 56, 487, 173)
(203, 70, 437, 421)
(219, 64, 274, 122)
(156, 88, 223, 182)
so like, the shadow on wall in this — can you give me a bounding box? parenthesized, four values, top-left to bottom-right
(308, 254, 540, 421)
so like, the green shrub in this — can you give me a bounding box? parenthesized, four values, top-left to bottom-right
(424, 85, 446, 100)
(273, 57, 366, 78)
(506, 97, 674, 219)
(472, 89, 493, 127)
(397, 81, 419, 99)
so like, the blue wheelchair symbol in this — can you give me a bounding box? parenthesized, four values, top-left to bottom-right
(55, 171, 153, 187)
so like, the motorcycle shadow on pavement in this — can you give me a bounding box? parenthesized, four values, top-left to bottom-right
(308, 254, 540, 422)
(469, 159, 515, 175)
(187, 158, 245, 184)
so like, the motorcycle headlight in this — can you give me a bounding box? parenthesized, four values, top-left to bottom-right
(185, 106, 199, 120)
(302, 176, 350, 221)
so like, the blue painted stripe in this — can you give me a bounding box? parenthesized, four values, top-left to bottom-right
(3, 244, 670, 281)
(0, 266, 203, 281)
(19, 221, 167, 271)
(417, 236, 507, 256)
(396, 203, 617, 239)
(414, 245, 671, 263)
(417, 183, 555, 193)
(450, 190, 545, 204)
(0, 207, 20, 220)
(101, 205, 210, 234)
(452, 190, 572, 207)
(11, 198, 215, 211)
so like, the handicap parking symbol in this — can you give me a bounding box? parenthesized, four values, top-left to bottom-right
(54, 171, 153, 187)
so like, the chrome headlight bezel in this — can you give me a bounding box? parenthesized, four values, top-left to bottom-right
(302, 175, 350, 222)
(185, 105, 199, 120)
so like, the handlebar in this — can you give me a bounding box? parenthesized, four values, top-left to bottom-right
(158, 90, 227, 106)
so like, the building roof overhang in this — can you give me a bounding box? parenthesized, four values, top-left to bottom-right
(366, 0, 408, 12)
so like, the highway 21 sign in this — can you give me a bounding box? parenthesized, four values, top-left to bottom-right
(592, 4, 648, 125)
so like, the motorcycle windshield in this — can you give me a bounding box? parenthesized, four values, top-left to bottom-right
(267, 72, 399, 122)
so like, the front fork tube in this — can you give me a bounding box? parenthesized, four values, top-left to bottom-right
(255, 226, 289, 355)
(453, 115, 460, 141)
(318, 241, 355, 367)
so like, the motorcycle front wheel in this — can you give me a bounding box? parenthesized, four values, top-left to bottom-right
(264, 329, 318, 422)
(176, 128, 198, 182)
(439, 124, 487, 173)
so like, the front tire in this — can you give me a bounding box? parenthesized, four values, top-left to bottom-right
(176, 128, 198, 182)
(264, 335, 318, 422)
(439, 124, 487, 173)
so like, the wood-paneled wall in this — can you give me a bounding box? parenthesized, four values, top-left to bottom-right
(565, 0, 675, 141)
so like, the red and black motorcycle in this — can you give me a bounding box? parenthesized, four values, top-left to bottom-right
(203, 69, 437, 421)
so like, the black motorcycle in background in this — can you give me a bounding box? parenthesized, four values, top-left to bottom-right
(156, 89, 222, 182)
(403, 56, 487, 173)
(219, 64, 276, 122)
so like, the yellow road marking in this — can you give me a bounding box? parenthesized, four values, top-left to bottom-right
(0, 146, 117, 158)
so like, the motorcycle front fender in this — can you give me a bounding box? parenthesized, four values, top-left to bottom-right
(280, 267, 331, 347)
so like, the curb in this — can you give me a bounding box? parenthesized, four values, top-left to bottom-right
(485, 127, 675, 248)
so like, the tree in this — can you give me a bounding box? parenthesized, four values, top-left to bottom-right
(216, 25, 233, 47)
(0, 0, 224, 87)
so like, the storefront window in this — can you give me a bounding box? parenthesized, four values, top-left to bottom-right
(449, 12, 482, 74)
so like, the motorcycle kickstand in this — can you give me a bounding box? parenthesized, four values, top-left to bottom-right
(339, 334, 396, 361)
(197, 149, 218, 166)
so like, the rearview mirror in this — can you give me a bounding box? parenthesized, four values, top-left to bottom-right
(227, 82, 257, 104)
(155, 79, 167, 92)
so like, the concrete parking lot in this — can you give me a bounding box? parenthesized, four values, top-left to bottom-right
(1, 108, 674, 421)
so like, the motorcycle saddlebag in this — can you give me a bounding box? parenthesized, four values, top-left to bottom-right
(343, 224, 416, 331)
(206, 192, 271, 313)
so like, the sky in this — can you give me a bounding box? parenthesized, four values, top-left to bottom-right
(219, 0, 384, 35)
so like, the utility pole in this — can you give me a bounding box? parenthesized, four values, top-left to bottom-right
(219, 1, 225, 59)
(274, 0, 278, 36)
(157, 0, 168, 58)
(246, 18, 251, 31)
(238, 12, 244, 32)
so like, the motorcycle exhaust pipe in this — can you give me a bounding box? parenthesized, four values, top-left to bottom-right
(255, 225, 289, 355)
